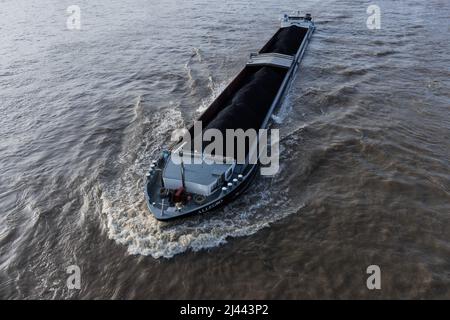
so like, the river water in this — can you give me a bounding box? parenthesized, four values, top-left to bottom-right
(0, 0, 449, 299)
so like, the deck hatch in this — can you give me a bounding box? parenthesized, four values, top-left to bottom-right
(246, 52, 294, 69)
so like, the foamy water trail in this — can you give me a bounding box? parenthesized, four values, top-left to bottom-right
(100, 96, 304, 259)
(272, 90, 293, 124)
(272, 63, 302, 124)
(196, 77, 229, 114)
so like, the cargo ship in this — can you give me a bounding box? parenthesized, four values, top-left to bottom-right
(145, 12, 315, 220)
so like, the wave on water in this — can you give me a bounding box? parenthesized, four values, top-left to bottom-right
(272, 89, 293, 124)
(196, 77, 229, 114)
(271, 62, 302, 124)
(99, 94, 305, 259)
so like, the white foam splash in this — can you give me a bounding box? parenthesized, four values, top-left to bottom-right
(100, 97, 304, 259)
(272, 64, 301, 124)
(196, 77, 228, 114)
(272, 90, 293, 124)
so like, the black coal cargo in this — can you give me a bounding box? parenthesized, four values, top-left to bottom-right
(262, 25, 308, 55)
(204, 67, 285, 134)
(199, 25, 309, 157)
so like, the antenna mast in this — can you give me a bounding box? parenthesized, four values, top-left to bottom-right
(179, 150, 186, 189)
